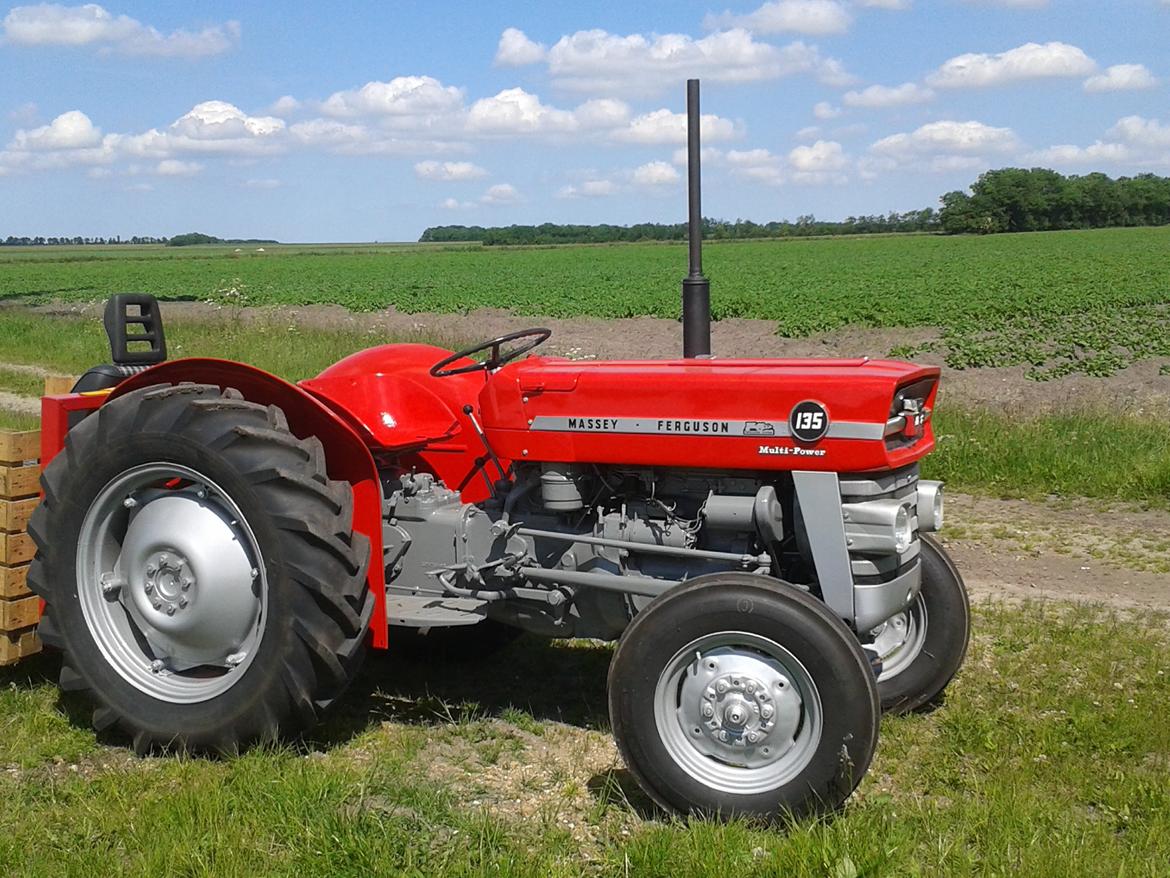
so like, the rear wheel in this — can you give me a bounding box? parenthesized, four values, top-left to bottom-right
(608, 573, 879, 820)
(29, 383, 374, 752)
(871, 535, 970, 714)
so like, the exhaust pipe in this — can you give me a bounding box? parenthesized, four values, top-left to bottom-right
(682, 78, 712, 358)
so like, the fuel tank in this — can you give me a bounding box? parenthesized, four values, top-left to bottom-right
(479, 356, 940, 473)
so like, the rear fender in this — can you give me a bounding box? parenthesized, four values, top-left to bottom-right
(102, 358, 388, 649)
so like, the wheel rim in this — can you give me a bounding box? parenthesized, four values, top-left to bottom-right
(653, 631, 823, 795)
(76, 463, 268, 703)
(871, 593, 928, 682)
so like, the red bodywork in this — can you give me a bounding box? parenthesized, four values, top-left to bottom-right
(41, 344, 940, 651)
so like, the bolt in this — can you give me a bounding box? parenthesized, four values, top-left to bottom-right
(100, 573, 122, 596)
(146, 563, 158, 575)
(144, 582, 154, 595)
(704, 688, 716, 700)
(716, 680, 729, 693)
(166, 606, 176, 616)
(152, 601, 162, 611)
(150, 660, 164, 673)
(746, 731, 760, 744)
(250, 568, 259, 579)
(123, 496, 138, 508)
(702, 704, 715, 718)
(761, 705, 773, 720)
(196, 489, 206, 499)
(226, 652, 246, 667)
(181, 578, 192, 591)
(159, 553, 172, 567)
(178, 597, 188, 609)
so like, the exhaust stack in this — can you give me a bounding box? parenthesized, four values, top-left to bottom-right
(682, 78, 712, 358)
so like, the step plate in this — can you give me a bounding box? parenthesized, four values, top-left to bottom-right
(386, 595, 489, 628)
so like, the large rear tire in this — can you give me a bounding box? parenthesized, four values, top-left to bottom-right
(608, 573, 879, 820)
(872, 534, 970, 714)
(29, 383, 374, 753)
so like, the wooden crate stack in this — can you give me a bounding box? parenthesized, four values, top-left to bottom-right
(1, 429, 41, 665)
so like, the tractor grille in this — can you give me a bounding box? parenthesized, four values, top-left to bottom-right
(839, 463, 921, 584)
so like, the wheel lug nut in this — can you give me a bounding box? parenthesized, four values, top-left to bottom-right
(178, 598, 188, 609)
(702, 704, 714, 718)
(123, 496, 137, 508)
(761, 706, 773, 719)
(150, 660, 164, 673)
(144, 583, 154, 594)
(716, 681, 728, 693)
(152, 601, 161, 610)
(166, 606, 176, 616)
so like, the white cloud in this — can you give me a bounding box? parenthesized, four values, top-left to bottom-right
(632, 161, 680, 186)
(613, 108, 737, 144)
(875, 119, 1020, 162)
(928, 41, 1096, 88)
(858, 0, 910, 8)
(705, 1, 853, 35)
(788, 139, 848, 182)
(414, 160, 487, 181)
(1083, 64, 1158, 93)
(2, 3, 239, 58)
(1026, 142, 1131, 165)
(843, 82, 934, 108)
(573, 98, 632, 129)
(795, 125, 821, 141)
(542, 28, 853, 95)
(557, 179, 619, 198)
(439, 197, 476, 210)
(155, 159, 201, 176)
(10, 109, 101, 150)
(268, 95, 301, 116)
(1108, 115, 1170, 149)
(963, 0, 1047, 6)
(726, 148, 786, 185)
(8, 102, 39, 125)
(481, 182, 520, 205)
(321, 76, 464, 122)
(813, 101, 841, 120)
(495, 27, 546, 66)
(466, 88, 578, 135)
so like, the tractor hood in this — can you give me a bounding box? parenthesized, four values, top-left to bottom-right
(479, 356, 941, 474)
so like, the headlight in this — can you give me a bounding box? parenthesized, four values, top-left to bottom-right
(894, 504, 912, 554)
(917, 481, 945, 532)
(841, 498, 918, 556)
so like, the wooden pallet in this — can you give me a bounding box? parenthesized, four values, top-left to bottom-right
(1, 428, 41, 666)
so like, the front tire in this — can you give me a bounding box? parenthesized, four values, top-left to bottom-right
(29, 383, 374, 752)
(608, 573, 879, 820)
(872, 535, 970, 714)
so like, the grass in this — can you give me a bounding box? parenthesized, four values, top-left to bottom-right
(2, 227, 1170, 376)
(0, 602, 1167, 876)
(926, 407, 1170, 505)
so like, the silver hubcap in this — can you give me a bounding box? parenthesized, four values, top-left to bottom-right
(871, 593, 928, 681)
(77, 463, 267, 703)
(654, 632, 823, 794)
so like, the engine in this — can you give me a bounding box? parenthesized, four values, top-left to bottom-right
(381, 460, 943, 640)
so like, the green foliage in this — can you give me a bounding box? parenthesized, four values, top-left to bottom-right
(421, 212, 940, 244)
(939, 168, 1170, 234)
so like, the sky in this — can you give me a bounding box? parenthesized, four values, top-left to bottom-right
(0, 0, 1168, 242)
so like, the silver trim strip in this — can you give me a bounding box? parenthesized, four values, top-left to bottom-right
(528, 416, 886, 441)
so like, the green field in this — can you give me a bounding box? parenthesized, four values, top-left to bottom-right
(1, 603, 1167, 877)
(2, 227, 1170, 377)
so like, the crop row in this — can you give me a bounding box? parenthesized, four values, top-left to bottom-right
(2, 228, 1168, 377)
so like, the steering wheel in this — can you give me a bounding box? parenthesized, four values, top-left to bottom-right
(429, 327, 552, 377)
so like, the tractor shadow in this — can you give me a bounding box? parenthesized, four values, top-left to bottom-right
(310, 634, 616, 748)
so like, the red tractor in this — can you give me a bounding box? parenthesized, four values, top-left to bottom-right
(28, 84, 969, 819)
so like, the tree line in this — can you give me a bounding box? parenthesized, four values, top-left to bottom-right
(938, 169, 1170, 233)
(1, 232, 277, 247)
(422, 168, 1170, 244)
(420, 211, 939, 246)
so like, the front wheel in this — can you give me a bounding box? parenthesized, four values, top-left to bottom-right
(29, 383, 374, 753)
(608, 573, 879, 820)
(871, 534, 970, 714)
